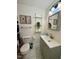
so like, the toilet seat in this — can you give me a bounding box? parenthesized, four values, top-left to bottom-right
(20, 43, 30, 55)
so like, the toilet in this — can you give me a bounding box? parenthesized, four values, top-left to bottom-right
(20, 43, 30, 55)
(20, 36, 32, 55)
(20, 36, 30, 55)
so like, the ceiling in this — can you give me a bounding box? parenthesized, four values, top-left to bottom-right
(17, 0, 54, 9)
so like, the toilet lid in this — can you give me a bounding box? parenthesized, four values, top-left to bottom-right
(20, 43, 30, 53)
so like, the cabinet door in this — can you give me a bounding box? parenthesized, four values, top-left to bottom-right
(40, 38, 51, 59)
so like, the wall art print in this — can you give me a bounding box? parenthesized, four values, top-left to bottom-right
(20, 15, 31, 24)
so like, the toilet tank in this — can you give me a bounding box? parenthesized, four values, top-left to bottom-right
(22, 36, 33, 44)
(19, 24, 33, 43)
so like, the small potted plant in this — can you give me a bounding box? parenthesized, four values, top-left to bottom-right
(36, 22, 41, 29)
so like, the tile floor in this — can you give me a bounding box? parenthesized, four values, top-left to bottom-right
(22, 33, 43, 59)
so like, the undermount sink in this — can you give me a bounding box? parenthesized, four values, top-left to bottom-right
(40, 35, 60, 48)
(41, 35, 53, 42)
(48, 40, 51, 42)
(40, 35, 61, 59)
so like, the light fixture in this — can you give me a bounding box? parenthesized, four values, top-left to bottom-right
(51, 7, 55, 12)
(48, 11, 52, 16)
(58, 2, 61, 10)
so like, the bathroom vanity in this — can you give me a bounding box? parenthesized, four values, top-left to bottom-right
(40, 35, 61, 59)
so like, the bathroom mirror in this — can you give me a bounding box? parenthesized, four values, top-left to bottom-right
(48, 0, 61, 31)
(48, 11, 61, 31)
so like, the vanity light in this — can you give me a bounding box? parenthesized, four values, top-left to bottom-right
(51, 7, 55, 12)
(48, 11, 52, 16)
(58, 2, 61, 10)
(54, 4, 58, 9)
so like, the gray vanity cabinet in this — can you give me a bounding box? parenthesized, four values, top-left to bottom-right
(40, 37, 50, 59)
(40, 37, 61, 59)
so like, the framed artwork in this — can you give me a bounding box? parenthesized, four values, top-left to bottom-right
(20, 15, 26, 24)
(53, 19, 58, 25)
(25, 16, 31, 24)
(19, 15, 31, 24)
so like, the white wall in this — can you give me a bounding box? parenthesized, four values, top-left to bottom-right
(17, 0, 61, 43)
(45, 0, 61, 43)
(17, 4, 46, 38)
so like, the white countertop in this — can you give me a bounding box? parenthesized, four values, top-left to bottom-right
(40, 35, 60, 48)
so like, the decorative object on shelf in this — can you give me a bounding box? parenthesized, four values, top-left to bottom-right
(19, 15, 31, 24)
(36, 22, 41, 29)
(34, 12, 42, 32)
(35, 21, 41, 32)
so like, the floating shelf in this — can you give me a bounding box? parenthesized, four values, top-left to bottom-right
(34, 17, 42, 19)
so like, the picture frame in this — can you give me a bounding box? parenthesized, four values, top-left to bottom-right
(20, 15, 26, 24)
(25, 16, 31, 24)
(19, 15, 31, 24)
